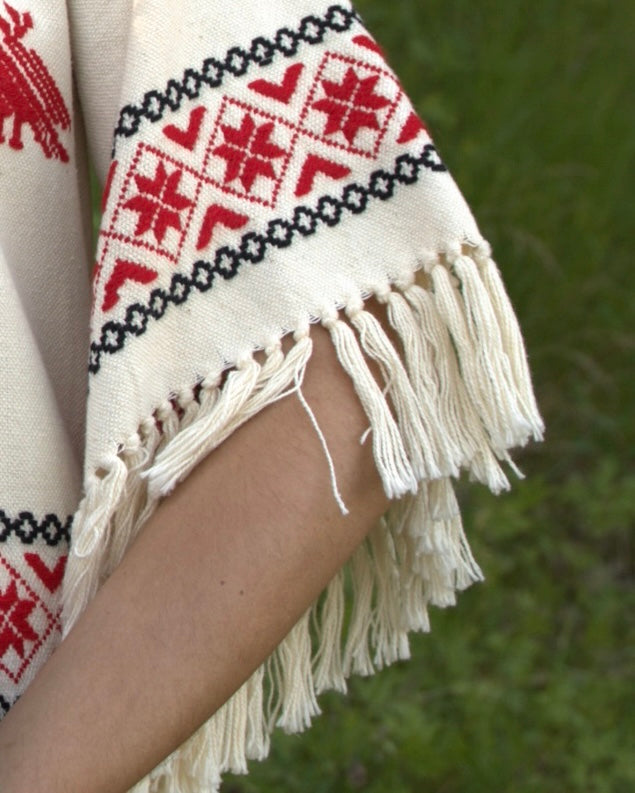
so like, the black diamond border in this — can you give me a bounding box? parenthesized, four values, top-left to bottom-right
(0, 511, 72, 546)
(114, 5, 360, 144)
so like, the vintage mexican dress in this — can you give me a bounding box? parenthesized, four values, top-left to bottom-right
(0, 1, 543, 790)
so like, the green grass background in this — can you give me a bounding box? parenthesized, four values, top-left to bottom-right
(222, 2, 634, 791)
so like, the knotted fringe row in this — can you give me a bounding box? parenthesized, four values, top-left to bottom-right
(60, 243, 543, 793)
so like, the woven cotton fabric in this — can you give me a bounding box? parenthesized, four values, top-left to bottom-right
(0, 1, 542, 789)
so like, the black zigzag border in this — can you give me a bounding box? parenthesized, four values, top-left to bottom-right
(89, 144, 446, 375)
(0, 511, 72, 546)
(114, 4, 359, 144)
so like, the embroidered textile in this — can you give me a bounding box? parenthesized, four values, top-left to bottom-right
(0, 2, 542, 790)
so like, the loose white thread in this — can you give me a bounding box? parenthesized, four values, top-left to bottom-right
(293, 366, 349, 517)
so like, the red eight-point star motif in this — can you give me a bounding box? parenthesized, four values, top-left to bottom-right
(124, 161, 193, 244)
(313, 67, 391, 145)
(0, 580, 38, 660)
(212, 113, 287, 193)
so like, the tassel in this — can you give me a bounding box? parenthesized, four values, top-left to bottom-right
(313, 570, 347, 694)
(248, 333, 311, 409)
(368, 521, 410, 668)
(381, 286, 460, 476)
(474, 244, 544, 440)
(62, 454, 128, 634)
(424, 259, 524, 484)
(427, 261, 502, 441)
(402, 281, 510, 493)
(346, 299, 445, 481)
(343, 542, 376, 677)
(219, 683, 249, 774)
(322, 310, 417, 499)
(176, 385, 203, 432)
(274, 610, 321, 733)
(146, 358, 261, 498)
(426, 477, 460, 523)
(449, 248, 532, 449)
(244, 666, 270, 761)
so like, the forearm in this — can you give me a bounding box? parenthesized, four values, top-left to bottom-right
(0, 324, 389, 793)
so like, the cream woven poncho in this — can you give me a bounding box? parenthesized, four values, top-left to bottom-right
(0, 1, 543, 790)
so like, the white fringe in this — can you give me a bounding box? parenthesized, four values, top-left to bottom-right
(322, 310, 418, 499)
(313, 570, 347, 694)
(61, 245, 542, 793)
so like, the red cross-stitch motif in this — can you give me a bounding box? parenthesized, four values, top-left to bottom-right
(93, 32, 435, 324)
(0, 557, 61, 685)
(299, 53, 400, 159)
(352, 34, 386, 57)
(163, 105, 206, 151)
(124, 160, 194, 244)
(312, 66, 391, 145)
(197, 204, 250, 250)
(248, 62, 304, 105)
(0, 579, 37, 661)
(295, 153, 351, 197)
(0, 3, 70, 162)
(212, 112, 288, 194)
(24, 554, 66, 594)
(102, 259, 158, 312)
(397, 111, 429, 144)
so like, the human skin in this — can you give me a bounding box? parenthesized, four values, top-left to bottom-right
(0, 320, 391, 793)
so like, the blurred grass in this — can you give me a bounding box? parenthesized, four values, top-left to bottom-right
(223, 2, 634, 792)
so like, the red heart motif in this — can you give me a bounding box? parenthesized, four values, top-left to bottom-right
(24, 554, 67, 594)
(352, 35, 385, 57)
(397, 112, 428, 144)
(197, 204, 250, 250)
(102, 259, 158, 312)
(163, 106, 206, 150)
(248, 63, 304, 105)
(295, 154, 351, 197)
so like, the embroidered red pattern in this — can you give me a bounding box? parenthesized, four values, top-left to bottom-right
(0, 579, 37, 661)
(397, 111, 429, 144)
(124, 160, 195, 245)
(93, 26, 433, 320)
(352, 35, 386, 57)
(197, 204, 250, 251)
(248, 62, 304, 105)
(212, 112, 288, 194)
(206, 98, 297, 207)
(295, 153, 350, 197)
(0, 556, 60, 685)
(163, 105, 206, 151)
(102, 259, 158, 312)
(299, 53, 400, 158)
(311, 66, 392, 144)
(0, 3, 70, 162)
(24, 553, 66, 594)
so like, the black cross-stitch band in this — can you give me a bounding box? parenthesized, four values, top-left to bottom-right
(89, 144, 446, 375)
(114, 4, 359, 145)
(0, 695, 12, 716)
(0, 511, 72, 546)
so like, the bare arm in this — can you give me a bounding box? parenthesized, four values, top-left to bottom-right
(0, 324, 389, 793)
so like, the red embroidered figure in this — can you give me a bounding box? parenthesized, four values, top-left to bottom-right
(0, 3, 71, 162)
(312, 67, 391, 145)
(213, 113, 287, 193)
(123, 161, 194, 244)
(0, 579, 38, 662)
